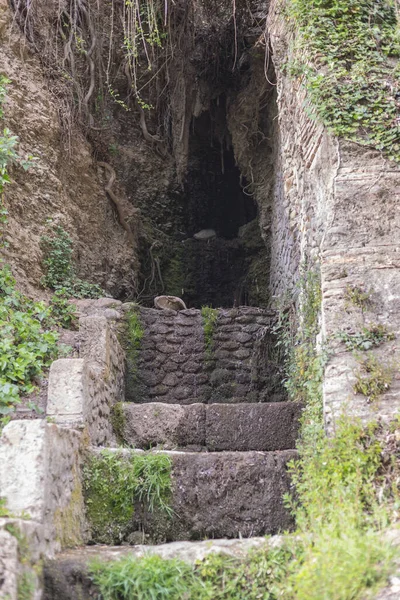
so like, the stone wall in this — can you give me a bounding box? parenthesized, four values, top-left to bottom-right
(47, 300, 125, 446)
(267, 1, 400, 428)
(0, 420, 85, 556)
(126, 306, 284, 405)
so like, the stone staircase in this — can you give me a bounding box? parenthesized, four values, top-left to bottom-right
(0, 300, 302, 599)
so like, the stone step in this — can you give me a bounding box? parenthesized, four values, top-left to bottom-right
(119, 401, 302, 451)
(43, 538, 272, 600)
(86, 449, 296, 543)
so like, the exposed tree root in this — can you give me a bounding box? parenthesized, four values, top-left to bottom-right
(97, 161, 139, 246)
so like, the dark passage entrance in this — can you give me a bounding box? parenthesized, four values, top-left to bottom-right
(163, 98, 266, 309)
(184, 107, 256, 240)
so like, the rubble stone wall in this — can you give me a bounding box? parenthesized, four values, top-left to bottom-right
(126, 306, 284, 405)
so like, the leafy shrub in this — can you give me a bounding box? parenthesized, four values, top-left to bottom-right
(0, 265, 59, 419)
(40, 225, 103, 298)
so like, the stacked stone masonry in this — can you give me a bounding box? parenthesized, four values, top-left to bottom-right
(126, 306, 284, 405)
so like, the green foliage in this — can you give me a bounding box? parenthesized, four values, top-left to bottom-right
(89, 554, 207, 600)
(0, 496, 12, 517)
(124, 305, 144, 380)
(123, 0, 168, 103)
(354, 354, 393, 402)
(83, 450, 172, 544)
(286, 418, 394, 600)
(0, 264, 59, 420)
(110, 402, 126, 444)
(49, 290, 78, 329)
(40, 225, 103, 298)
(287, 0, 400, 160)
(195, 543, 297, 600)
(275, 268, 323, 408)
(273, 265, 395, 598)
(201, 306, 218, 357)
(345, 285, 372, 310)
(336, 323, 395, 351)
(17, 572, 35, 600)
(89, 542, 299, 600)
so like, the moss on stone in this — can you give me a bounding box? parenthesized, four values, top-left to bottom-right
(53, 465, 85, 549)
(110, 402, 126, 445)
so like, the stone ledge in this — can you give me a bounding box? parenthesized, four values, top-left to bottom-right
(121, 401, 302, 451)
(43, 537, 273, 600)
(86, 449, 296, 542)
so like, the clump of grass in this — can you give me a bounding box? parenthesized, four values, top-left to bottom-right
(89, 554, 208, 600)
(201, 306, 218, 358)
(354, 354, 393, 403)
(124, 305, 144, 379)
(83, 450, 172, 544)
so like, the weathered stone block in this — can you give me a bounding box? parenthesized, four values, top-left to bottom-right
(47, 359, 89, 426)
(0, 421, 85, 554)
(206, 402, 303, 451)
(137, 450, 296, 541)
(122, 403, 206, 449)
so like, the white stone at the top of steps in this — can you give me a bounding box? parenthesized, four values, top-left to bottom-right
(53, 536, 276, 564)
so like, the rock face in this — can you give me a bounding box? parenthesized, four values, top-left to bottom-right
(0, 1, 138, 298)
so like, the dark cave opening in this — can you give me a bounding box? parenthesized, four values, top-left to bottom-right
(184, 107, 257, 240)
(161, 98, 267, 309)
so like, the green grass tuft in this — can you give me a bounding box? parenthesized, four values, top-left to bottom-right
(83, 450, 172, 544)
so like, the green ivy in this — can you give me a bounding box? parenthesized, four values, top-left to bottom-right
(287, 0, 400, 160)
(40, 225, 103, 298)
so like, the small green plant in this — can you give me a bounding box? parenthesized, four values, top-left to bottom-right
(17, 571, 35, 600)
(201, 306, 218, 357)
(344, 285, 372, 310)
(124, 305, 144, 381)
(354, 354, 393, 403)
(40, 225, 103, 298)
(49, 290, 78, 329)
(83, 450, 172, 544)
(336, 324, 395, 351)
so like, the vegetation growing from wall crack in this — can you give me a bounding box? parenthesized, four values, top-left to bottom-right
(287, 0, 400, 161)
(40, 224, 103, 298)
(201, 306, 218, 358)
(83, 449, 172, 544)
